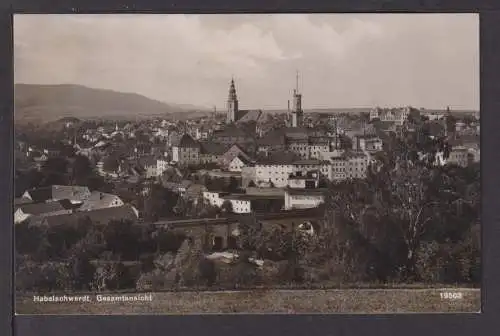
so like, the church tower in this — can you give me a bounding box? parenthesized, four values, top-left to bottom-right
(227, 78, 239, 123)
(291, 71, 304, 128)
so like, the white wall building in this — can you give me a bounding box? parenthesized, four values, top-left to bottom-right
(228, 155, 250, 172)
(203, 191, 227, 207)
(254, 163, 294, 188)
(353, 135, 383, 152)
(369, 106, 412, 125)
(156, 159, 170, 176)
(222, 197, 252, 214)
(284, 189, 325, 210)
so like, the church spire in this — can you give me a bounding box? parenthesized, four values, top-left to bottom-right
(228, 77, 237, 101)
(227, 77, 239, 123)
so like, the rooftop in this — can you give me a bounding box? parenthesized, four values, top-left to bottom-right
(220, 194, 284, 201)
(41, 205, 139, 226)
(285, 187, 328, 196)
(17, 201, 70, 215)
(24, 185, 91, 203)
(173, 134, 199, 148)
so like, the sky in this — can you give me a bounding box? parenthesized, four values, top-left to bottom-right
(14, 14, 479, 110)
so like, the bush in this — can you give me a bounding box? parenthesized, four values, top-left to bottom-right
(16, 261, 72, 292)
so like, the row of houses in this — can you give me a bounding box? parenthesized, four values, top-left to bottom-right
(242, 151, 374, 188)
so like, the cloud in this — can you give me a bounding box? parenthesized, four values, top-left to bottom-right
(14, 14, 478, 110)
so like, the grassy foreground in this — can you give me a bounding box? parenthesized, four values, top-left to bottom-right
(16, 288, 480, 314)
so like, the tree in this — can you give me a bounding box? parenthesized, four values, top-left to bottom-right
(40, 157, 69, 185)
(237, 214, 263, 251)
(230, 252, 261, 288)
(103, 220, 141, 260)
(386, 163, 437, 279)
(15, 222, 46, 256)
(102, 155, 120, 173)
(69, 252, 96, 290)
(173, 197, 189, 217)
(142, 184, 178, 221)
(15, 169, 44, 197)
(228, 176, 239, 192)
(221, 200, 233, 214)
(71, 155, 94, 185)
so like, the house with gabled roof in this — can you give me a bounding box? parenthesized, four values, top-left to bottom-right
(37, 204, 139, 227)
(79, 191, 125, 211)
(14, 200, 74, 224)
(171, 133, 201, 165)
(219, 144, 252, 169)
(228, 154, 253, 172)
(22, 185, 91, 204)
(199, 142, 227, 165)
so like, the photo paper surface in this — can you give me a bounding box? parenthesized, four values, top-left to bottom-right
(13, 14, 480, 314)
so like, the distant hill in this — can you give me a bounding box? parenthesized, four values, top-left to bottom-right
(14, 84, 209, 124)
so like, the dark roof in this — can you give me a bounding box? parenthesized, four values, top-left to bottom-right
(199, 142, 228, 155)
(43, 205, 138, 226)
(426, 121, 446, 136)
(308, 136, 330, 145)
(220, 194, 283, 201)
(235, 110, 263, 123)
(138, 155, 157, 167)
(256, 151, 299, 165)
(220, 144, 252, 164)
(23, 187, 52, 203)
(24, 185, 91, 203)
(257, 131, 286, 146)
(174, 134, 199, 148)
(213, 125, 252, 138)
(17, 201, 68, 215)
(14, 197, 32, 206)
(285, 187, 328, 196)
(292, 160, 325, 165)
(354, 134, 380, 140)
(372, 120, 395, 131)
(234, 154, 253, 165)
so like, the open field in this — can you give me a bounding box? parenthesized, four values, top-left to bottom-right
(16, 288, 480, 314)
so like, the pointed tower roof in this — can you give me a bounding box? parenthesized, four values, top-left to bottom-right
(228, 78, 237, 101)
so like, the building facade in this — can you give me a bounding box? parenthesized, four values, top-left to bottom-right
(171, 134, 201, 165)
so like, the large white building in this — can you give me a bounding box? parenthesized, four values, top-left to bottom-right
(353, 135, 383, 153)
(326, 151, 373, 181)
(203, 191, 283, 214)
(284, 188, 325, 210)
(253, 159, 328, 188)
(369, 106, 413, 125)
(434, 146, 472, 167)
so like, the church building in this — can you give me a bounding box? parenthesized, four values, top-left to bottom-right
(226, 78, 263, 124)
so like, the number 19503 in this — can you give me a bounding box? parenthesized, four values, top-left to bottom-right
(440, 292, 464, 300)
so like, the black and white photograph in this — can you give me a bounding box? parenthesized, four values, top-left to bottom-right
(13, 13, 480, 314)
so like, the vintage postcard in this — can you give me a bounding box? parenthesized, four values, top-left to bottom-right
(13, 13, 480, 314)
